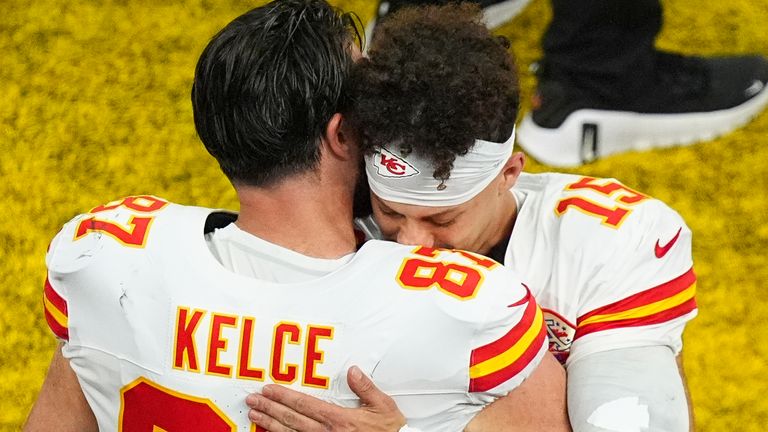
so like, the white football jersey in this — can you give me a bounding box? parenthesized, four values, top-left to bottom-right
(506, 173, 697, 365)
(357, 172, 697, 366)
(42, 196, 548, 431)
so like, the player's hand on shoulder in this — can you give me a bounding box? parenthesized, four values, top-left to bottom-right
(246, 366, 406, 432)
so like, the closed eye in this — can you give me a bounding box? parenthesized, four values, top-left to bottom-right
(379, 208, 403, 218)
(430, 218, 456, 228)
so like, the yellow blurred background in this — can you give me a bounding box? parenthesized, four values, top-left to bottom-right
(1, 0, 766, 430)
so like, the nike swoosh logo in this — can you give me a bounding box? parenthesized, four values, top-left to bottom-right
(655, 227, 682, 258)
(508, 283, 532, 307)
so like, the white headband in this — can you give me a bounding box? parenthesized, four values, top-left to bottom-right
(364, 127, 515, 207)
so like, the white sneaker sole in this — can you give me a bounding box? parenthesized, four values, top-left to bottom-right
(517, 85, 768, 167)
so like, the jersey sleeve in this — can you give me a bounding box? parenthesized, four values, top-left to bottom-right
(566, 194, 697, 364)
(43, 270, 70, 341)
(41, 195, 171, 343)
(467, 281, 548, 402)
(436, 251, 548, 403)
(42, 211, 95, 342)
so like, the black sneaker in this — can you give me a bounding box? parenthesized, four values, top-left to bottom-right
(517, 51, 768, 167)
(365, 0, 532, 47)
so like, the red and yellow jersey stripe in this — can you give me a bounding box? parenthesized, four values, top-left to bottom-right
(575, 268, 697, 340)
(43, 276, 69, 340)
(468, 287, 547, 392)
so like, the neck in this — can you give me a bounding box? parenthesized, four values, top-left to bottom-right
(482, 190, 518, 256)
(234, 173, 357, 259)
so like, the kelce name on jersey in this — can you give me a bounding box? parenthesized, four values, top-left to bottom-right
(172, 306, 335, 389)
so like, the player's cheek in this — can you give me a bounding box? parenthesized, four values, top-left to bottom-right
(458, 221, 482, 251)
(376, 218, 400, 240)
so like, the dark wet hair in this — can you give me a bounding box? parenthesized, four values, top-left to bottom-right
(192, 0, 362, 187)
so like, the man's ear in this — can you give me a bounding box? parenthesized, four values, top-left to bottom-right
(499, 151, 525, 192)
(324, 113, 356, 161)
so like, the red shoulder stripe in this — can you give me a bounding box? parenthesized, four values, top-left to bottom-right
(575, 297, 697, 340)
(44, 277, 68, 314)
(43, 277, 69, 340)
(577, 268, 696, 324)
(470, 287, 536, 364)
(469, 324, 546, 392)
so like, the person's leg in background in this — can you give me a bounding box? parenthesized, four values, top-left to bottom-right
(517, 0, 768, 166)
(538, 0, 663, 102)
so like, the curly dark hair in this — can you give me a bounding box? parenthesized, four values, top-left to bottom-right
(348, 3, 519, 182)
(192, 0, 362, 187)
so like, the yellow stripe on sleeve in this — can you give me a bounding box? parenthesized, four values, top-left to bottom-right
(469, 307, 544, 379)
(579, 283, 696, 327)
(43, 294, 69, 329)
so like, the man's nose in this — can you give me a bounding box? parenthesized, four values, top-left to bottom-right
(396, 222, 435, 247)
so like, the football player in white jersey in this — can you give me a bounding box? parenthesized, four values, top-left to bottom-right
(246, 4, 697, 432)
(23, 1, 571, 431)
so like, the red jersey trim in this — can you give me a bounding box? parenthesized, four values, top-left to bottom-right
(43, 276, 69, 340)
(575, 268, 697, 340)
(469, 287, 548, 392)
(469, 325, 546, 392)
(471, 288, 536, 364)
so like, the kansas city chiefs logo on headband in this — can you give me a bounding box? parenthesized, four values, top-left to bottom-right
(373, 148, 420, 178)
